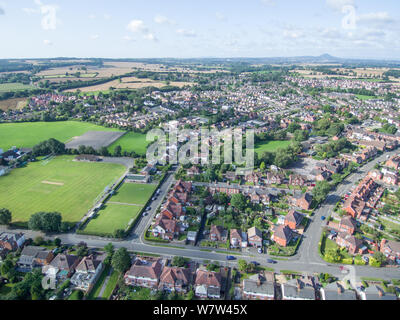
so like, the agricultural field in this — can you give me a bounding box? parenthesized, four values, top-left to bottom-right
(0, 121, 122, 151)
(108, 131, 150, 156)
(254, 140, 292, 155)
(0, 155, 126, 224)
(64, 76, 193, 93)
(0, 82, 35, 92)
(0, 97, 28, 111)
(83, 182, 157, 235)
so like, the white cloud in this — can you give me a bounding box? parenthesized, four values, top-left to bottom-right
(26, 1, 59, 30)
(127, 20, 157, 41)
(326, 0, 354, 11)
(0, 6, 4, 15)
(103, 14, 111, 20)
(123, 35, 134, 41)
(176, 28, 197, 37)
(357, 12, 394, 24)
(215, 12, 226, 21)
(91, 34, 99, 40)
(43, 39, 53, 45)
(283, 29, 304, 39)
(89, 14, 96, 19)
(154, 14, 175, 25)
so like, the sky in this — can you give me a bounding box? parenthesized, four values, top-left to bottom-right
(0, 0, 399, 59)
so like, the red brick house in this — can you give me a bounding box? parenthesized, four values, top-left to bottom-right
(159, 266, 192, 293)
(194, 270, 222, 299)
(336, 232, 364, 255)
(210, 225, 226, 242)
(338, 216, 357, 235)
(296, 193, 312, 211)
(285, 210, 304, 230)
(380, 239, 400, 262)
(272, 225, 293, 247)
(124, 258, 163, 289)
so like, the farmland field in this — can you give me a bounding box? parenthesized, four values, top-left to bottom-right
(0, 121, 123, 151)
(255, 140, 292, 155)
(0, 155, 126, 224)
(0, 98, 28, 111)
(107, 131, 150, 156)
(83, 182, 157, 235)
(0, 82, 35, 92)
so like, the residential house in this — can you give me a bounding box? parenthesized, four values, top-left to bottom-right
(336, 232, 365, 255)
(194, 270, 222, 299)
(70, 254, 105, 292)
(42, 254, 80, 281)
(152, 218, 179, 241)
(296, 193, 313, 211)
(284, 210, 304, 230)
(0, 232, 25, 251)
(320, 282, 357, 300)
(281, 278, 316, 300)
(272, 225, 293, 247)
(124, 257, 164, 289)
(338, 216, 357, 235)
(210, 225, 226, 242)
(380, 239, 400, 263)
(247, 227, 263, 248)
(230, 229, 242, 249)
(17, 246, 54, 272)
(242, 273, 275, 300)
(360, 285, 398, 300)
(159, 266, 192, 293)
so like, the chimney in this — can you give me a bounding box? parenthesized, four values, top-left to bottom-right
(378, 288, 383, 297)
(257, 275, 262, 287)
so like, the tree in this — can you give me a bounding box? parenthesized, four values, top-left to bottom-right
(114, 145, 122, 157)
(231, 194, 247, 211)
(111, 248, 131, 273)
(1, 259, 15, 278)
(0, 208, 12, 225)
(372, 252, 387, 266)
(172, 256, 188, 267)
(104, 243, 114, 256)
(259, 162, 266, 171)
(312, 181, 331, 204)
(28, 212, 62, 233)
(238, 259, 248, 272)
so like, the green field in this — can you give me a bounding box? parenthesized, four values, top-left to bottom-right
(83, 182, 156, 235)
(111, 183, 157, 205)
(0, 155, 126, 224)
(355, 94, 383, 101)
(108, 132, 150, 156)
(0, 121, 122, 151)
(0, 83, 35, 93)
(254, 140, 292, 155)
(84, 204, 142, 234)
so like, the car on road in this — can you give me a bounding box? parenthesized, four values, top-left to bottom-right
(267, 259, 277, 264)
(147, 207, 151, 211)
(321, 216, 326, 221)
(143, 212, 148, 217)
(226, 256, 236, 261)
(250, 261, 260, 266)
(258, 248, 263, 254)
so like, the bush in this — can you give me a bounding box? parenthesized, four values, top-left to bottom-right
(342, 258, 353, 265)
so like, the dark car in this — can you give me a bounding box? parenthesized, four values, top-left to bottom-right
(226, 256, 236, 261)
(250, 261, 260, 266)
(321, 216, 326, 221)
(267, 259, 277, 264)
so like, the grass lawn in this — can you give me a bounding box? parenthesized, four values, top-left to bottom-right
(87, 265, 111, 300)
(0, 82, 35, 92)
(108, 131, 150, 156)
(0, 155, 125, 224)
(112, 183, 157, 206)
(254, 140, 292, 155)
(102, 270, 119, 299)
(355, 94, 383, 100)
(83, 204, 142, 235)
(0, 283, 15, 296)
(0, 121, 122, 151)
(67, 290, 83, 300)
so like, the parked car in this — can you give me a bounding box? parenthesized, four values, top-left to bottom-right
(250, 261, 260, 266)
(267, 259, 277, 264)
(321, 216, 326, 221)
(226, 256, 236, 261)
(258, 248, 263, 254)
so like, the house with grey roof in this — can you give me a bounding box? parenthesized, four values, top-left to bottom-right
(70, 254, 105, 292)
(281, 278, 316, 300)
(242, 274, 275, 300)
(360, 285, 398, 300)
(17, 246, 54, 272)
(320, 282, 357, 300)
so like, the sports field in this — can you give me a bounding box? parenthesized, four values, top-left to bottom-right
(83, 182, 157, 235)
(107, 131, 150, 156)
(0, 155, 126, 224)
(255, 140, 292, 155)
(0, 121, 122, 151)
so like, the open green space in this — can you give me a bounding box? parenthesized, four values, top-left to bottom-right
(83, 204, 142, 235)
(0, 155, 125, 224)
(0, 82, 35, 92)
(355, 94, 383, 101)
(111, 183, 157, 206)
(0, 121, 122, 151)
(254, 140, 292, 155)
(108, 131, 150, 156)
